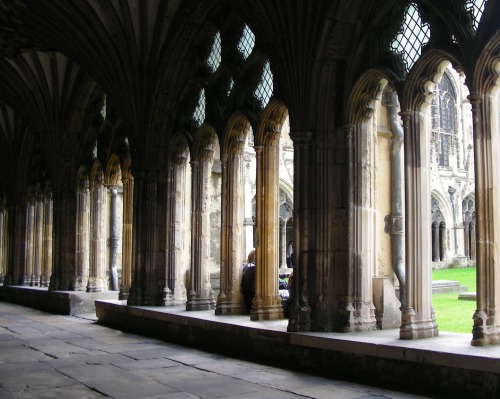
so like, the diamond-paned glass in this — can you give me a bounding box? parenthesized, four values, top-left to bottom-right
(193, 89, 206, 127)
(466, 0, 486, 31)
(237, 24, 255, 60)
(207, 32, 221, 73)
(390, 3, 430, 74)
(254, 61, 273, 108)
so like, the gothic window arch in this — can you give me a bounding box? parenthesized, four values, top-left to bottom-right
(432, 72, 458, 167)
(431, 196, 446, 262)
(237, 24, 255, 60)
(462, 195, 476, 260)
(390, 2, 430, 74)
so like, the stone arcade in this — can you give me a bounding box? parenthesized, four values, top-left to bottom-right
(0, 1, 499, 397)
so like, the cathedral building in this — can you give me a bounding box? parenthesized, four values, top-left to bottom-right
(0, 0, 499, 396)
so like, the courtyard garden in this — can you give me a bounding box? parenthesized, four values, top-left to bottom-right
(432, 266, 476, 334)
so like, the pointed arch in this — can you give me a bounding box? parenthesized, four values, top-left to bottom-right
(469, 31, 500, 346)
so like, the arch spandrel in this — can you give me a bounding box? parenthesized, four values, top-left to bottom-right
(167, 133, 190, 166)
(122, 153, 133, 182)
(254, 100, 288, 147)
(105, 153, 123, 187)
(472, 30, 500, 94)
(192, 124, 219, 162)
(347, 69, 392, 125)
(401, 50, 463, 112)
(89, 160, 104, 189)
(222, 113, 251, 155)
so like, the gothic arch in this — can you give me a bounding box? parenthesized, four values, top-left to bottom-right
(254, 100, 288, 147)
(469, 32, 500, 346)
(398, 49, 464, 340)
(104, 154, 123, 187)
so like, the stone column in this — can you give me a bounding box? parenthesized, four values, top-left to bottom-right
(400, 111, 438, 339)
(127, 172, 145, 306)
(280, 220, 287, 269)
(470, 93, 500, 345)
(143, 174, 160, 305)
(31, 192, 43, 286)
(251, 145, 283, 320)
(119, 172, 133, 299)
(49, 190, 77, 291)
(0, 202, 6, 283)
(287, 131, 313, 332)
(87, 176, 108, 292)
(216, 151, 245, 315)
(243, 152, 255, 256)
(23, 194, 34, 286)
(41, 190, 52, 287)
(108, 187, 119, 291)
(74, 181, 90, 291)
(186, 160, 216, 310)
(343, 123, 377, 332)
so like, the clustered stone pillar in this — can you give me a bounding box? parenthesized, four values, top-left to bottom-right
(186, 160, 216, 311)
(251, 144, 283, 321)
(400, 111, 438, 339)
(287, 131, 313, 332)
(470, 93, 500, 345)
(0, 202, 5, 283)
(41, 189, 52, 287)
(108, 187, 119, 291)
(88, 175, 108, 292)
(23, 193, 34, 285)
(31, 190, 43, 287)
(119, 170, 133, 299)
(216, 148, 245, 315)
(74, 179, 90, 291)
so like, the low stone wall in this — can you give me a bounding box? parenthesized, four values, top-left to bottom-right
(0, 286, 117, 315)
(95, 299, 500, 399)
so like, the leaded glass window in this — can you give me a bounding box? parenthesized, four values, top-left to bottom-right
(390, 3, 430, 74)
(101, 95, 107, 120)
(432, 73, 457, 167)
(254, 61, 273, 108)
(207, 32, 221, 73)
(193, 89, 206, 127)
(237, 24, 255, 60)
(466, 0, 486, 31)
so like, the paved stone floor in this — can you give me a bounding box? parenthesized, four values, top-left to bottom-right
(0, 302, 437, 399)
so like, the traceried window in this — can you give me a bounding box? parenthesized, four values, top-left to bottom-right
(462, 195, 476, 259)
(207, 32, 221, 73)
(390, 3, 430, 74)
(466, 0, 486, 31)
(237, 24, 255, 60)
(193, 89, 206, 127)
(432, 73, 457, 167)
(254, 61, 273, 108)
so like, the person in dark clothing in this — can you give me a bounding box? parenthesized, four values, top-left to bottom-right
(241, 263, 256, 313)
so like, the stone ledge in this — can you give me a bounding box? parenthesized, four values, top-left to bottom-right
(0, 286, 117, 315)
(95, 299, 500, 399)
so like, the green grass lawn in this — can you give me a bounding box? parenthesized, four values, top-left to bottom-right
(432, 267, 476, 334)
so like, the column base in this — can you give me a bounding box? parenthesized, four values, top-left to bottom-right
(471, 309, 500, 346)
(287, 302, 311, 332)
(399, 307, 439, 339)
(86, 277, 109, 293)
(250, 296, 284, 321)
(342, 301, 378, 332)
(186, 290, 216, 311)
